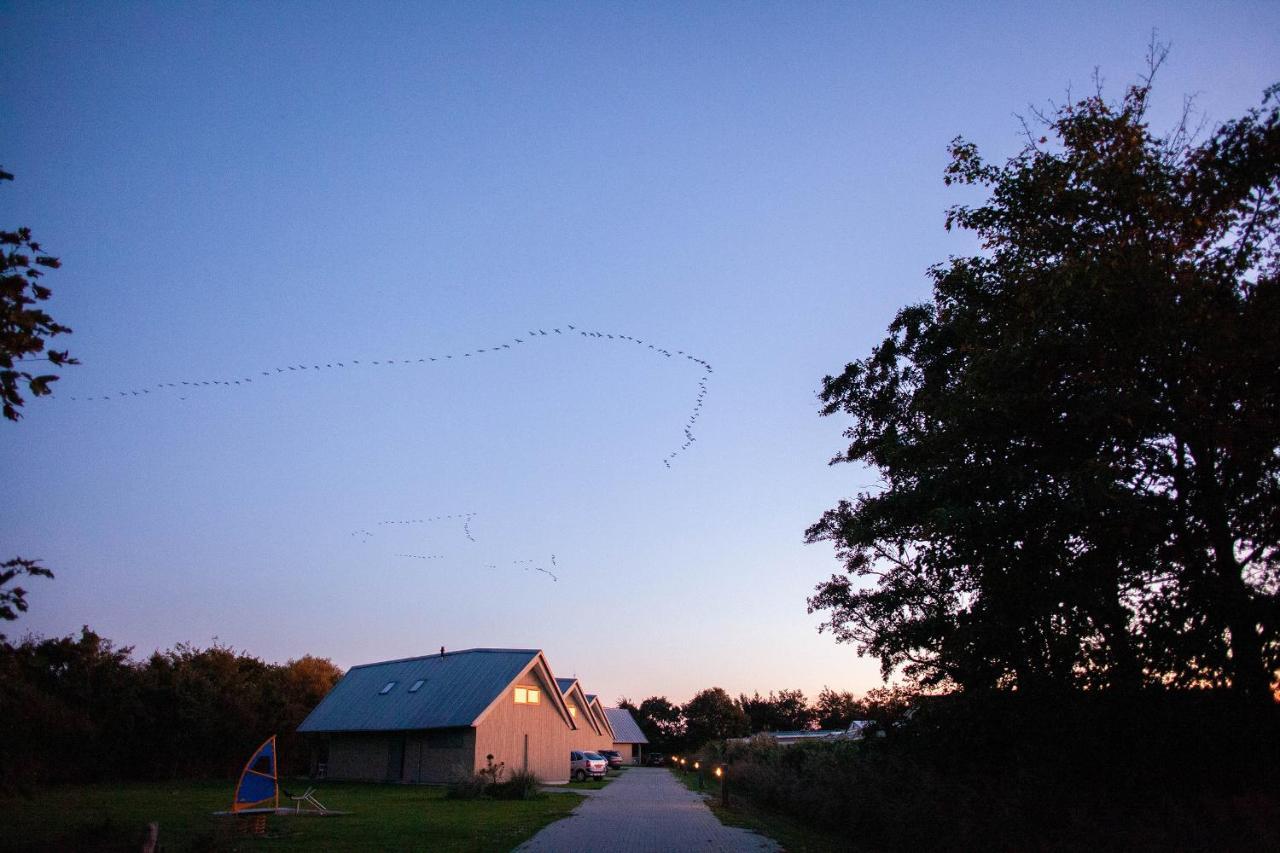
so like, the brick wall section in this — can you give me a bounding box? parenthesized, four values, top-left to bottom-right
(474, 668, 573, 784)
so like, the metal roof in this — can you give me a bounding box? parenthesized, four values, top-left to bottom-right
(297, 648, 541, 733)
(604, 708, 649, 744)
(555, 677, 577, 693)
(765, 729, 844, 740)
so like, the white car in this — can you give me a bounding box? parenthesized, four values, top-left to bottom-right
(569, 750, 608, 781)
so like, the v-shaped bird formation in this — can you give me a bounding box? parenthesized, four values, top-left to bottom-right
(514, 557, 558, 583)
(63, 323, 713, 467)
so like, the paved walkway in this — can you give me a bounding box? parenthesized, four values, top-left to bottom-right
(517, 767, 778, 853)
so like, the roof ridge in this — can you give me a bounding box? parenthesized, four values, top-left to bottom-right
(346, 648, 542, 670)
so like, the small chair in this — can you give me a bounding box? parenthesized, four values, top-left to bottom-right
(283, 787, 329, 814)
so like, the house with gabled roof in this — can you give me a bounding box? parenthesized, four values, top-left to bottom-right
(584, 693, 616, 752)
(556, 677, 604, 746)
(298, 648, 575, 784)
(604, 706, 649, 765)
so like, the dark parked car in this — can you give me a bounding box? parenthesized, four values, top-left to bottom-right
(645, 752, 666, 767)
(598, 749, 624, 768)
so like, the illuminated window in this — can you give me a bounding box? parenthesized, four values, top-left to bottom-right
(514, 686, 541, 704)
(379, 681, 397, 695)
(568, 704, 577, 718)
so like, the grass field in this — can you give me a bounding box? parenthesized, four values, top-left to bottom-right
(0, 779, 582, 852)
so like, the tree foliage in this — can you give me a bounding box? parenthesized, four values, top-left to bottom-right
(1, 168, 77, 422)
(0, 557, 53, 628)
(738, 689, 816, 732)
(0, 627, 341, 787)
(807, 67, 1280, 698)
(2, 168, 78, 627)
(623, 685, 907, 752)
(682, 687, 750, 746)
(813, 686, 864, 730)
(618, 695, 686, 751)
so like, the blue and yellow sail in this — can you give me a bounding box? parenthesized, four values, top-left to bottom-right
(232, 735, 278, 813)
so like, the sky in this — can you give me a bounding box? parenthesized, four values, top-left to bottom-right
(2, 1, 1277, 706)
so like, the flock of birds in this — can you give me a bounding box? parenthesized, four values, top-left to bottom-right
(354, 513, 560, 582)
(513, 555, 559, 582)
(62, 323, 712, 589)
(375, 512, 477, 542)
(63, 324, 714, 468)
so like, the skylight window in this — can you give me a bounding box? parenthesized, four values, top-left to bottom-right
(409, 679, 425, 693)
(379, 681, 397, 695)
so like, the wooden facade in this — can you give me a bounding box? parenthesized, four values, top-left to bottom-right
(586, 696, 616, 752)
(558, 680, 604, 753)
(612, 740, 644, 764)
(473, 664, 573, 783)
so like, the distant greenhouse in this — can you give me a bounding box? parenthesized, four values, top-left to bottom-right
(736, 719, 875, 747)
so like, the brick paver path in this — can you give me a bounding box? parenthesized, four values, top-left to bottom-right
(516, 767, 779, 852)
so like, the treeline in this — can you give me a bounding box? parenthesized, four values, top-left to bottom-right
(0, 627, 340, 790)
(617, 685, 914, 754)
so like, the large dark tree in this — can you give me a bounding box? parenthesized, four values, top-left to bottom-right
(682, 687, 750, 747)
(807, 66, 1280, 699)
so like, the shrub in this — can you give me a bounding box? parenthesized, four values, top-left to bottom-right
(491, 769, 542, 800)
(713, 692, 1280, 850)
(446, 759, 541, 800)
(445, 764, 489, 800)
(477, 754, 506, 786)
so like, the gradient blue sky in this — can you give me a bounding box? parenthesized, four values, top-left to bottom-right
(3, 2, 1277, 705)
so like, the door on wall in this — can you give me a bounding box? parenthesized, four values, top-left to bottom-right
(386, 735, 406, 782)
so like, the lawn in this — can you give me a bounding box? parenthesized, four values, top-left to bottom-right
(0, 779, 582, 852)
(668, 768, 847, 853)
